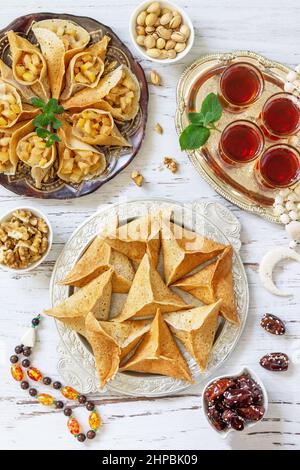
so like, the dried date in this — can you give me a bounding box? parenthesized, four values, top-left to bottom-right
(259, 352, 289, 372)
(260, 314, 285, 335)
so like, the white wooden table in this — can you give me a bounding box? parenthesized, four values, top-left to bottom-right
(1, 0, 300, 451)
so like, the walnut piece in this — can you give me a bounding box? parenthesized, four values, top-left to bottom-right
(0, 209, 49, 269)
(164, 157, 178, 173)
(131, 170, 144, 187)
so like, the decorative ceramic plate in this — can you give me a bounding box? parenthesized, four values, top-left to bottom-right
(50, 199, 249, 397)
(0, 13, 148, 199)
(176, 51, 300, 224)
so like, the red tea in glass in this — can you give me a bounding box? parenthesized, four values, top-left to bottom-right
(219, 62, 264, 113)
(261, 92, 300, 139)
(219, 120, 264, 165)
(255, 144, 300, 189)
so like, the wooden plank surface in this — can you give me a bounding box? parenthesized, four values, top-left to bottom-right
(0, 0, 300, 450)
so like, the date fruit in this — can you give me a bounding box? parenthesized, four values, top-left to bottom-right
(238, 405, 265, 421)
(259, 352, 289, 372)
(204, 378, 235, 404)
(260, 314, 285, 335)
(204, 372, 265, 433)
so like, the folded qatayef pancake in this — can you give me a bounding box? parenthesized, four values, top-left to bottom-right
(44, 268, 114, 333)
(105, 212, 162, 266)
(161, 221, 227, 285)
(0, 59, 34, 103)
(60, 36, 110, 100)
(120, 309, 193, 382)
(59, 239, 135, 293)
(0, 120, 33, 174)
(7, 31, 50, 101)
(99, 319, 151, 360)
(63, 64, 140, 122)
(85, 312, 121, 388)
(70, 108, 130, 147)
(116, 254, 193, 322)
(57, 122, 106, 183)
(32, 19, 90, 99)
(164, 300, 222, 372)
(0, 82, 38, 129)
(173, 247, 239, 326)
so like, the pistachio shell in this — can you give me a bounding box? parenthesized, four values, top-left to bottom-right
(136, 25, 145, 35)
(156, 26, 172, 40)
(145, 13, 158, 27)
(171, 31, 186, 43)
(167, 49, 176, 59)
(137, 11, 147, 26)
(144, 35, 156, 49)
(146, 48, 161, 58)
(165, 39, 176, 50)
(175, 42, 186, 53)
(156, 38, 166, 49)
(160, 13, 173, 25)
(169, 14, 182, 29)
(136, 35, 146, 46)
(145, 25, 155, 34)
(147, 2, 161, 14)
(180, 24, 190, 38)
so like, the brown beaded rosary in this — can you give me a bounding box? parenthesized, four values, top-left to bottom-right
(10, 314, 102, 443)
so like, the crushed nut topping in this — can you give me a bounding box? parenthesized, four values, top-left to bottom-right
(164, 157, 178, 173)
(131, 170, 144, 186)
(154, 123, 163, 134)
(0, 209, 49, 269)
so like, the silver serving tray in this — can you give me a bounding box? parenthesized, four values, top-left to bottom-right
(50, 199, 249, 397)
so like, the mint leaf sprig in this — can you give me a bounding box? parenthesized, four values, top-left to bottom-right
(30, 97, 64, 148)
(179, 93, 222, 150)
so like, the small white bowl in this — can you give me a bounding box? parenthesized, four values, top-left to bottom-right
(129, 1, 195, 64)
(202, 366, 268, 438)
(0, 206, 53, 273)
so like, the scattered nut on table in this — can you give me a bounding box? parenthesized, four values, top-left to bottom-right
(154, 123, 163, 134)
(164, 157, 178, 173)
(134, 2, 190, 60)
(150, 70, 161, 85)
(131, 171, 144, 186)
(0, 209, 49, 269)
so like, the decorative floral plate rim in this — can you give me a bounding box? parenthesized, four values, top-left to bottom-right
(0, 12, 148, 199)
(175, 50, 300, 225)
(50, 198, 249, 397)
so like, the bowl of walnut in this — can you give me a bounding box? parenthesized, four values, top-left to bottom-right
(0, 207, 52, 272)
(130, 1, 194, 63)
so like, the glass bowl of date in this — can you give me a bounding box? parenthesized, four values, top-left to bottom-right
(201, 366, 268, 437)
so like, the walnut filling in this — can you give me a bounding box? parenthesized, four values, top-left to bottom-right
(74, 54, 102, 84)
(17, 133, 51, 167)
(50, 24, 83, 50)
(0, 133, 11, 172)
(0, 83, 21, 128)
(60, 148, 105, 183)
(15, 52, 43, 83)
(73, 110, 112, 139)
(105, 71, 136, 115)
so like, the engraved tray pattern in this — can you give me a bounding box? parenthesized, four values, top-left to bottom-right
(175, 50, 300, 224)
(0, 13, 148, 199)
(50, 199, 249, 397)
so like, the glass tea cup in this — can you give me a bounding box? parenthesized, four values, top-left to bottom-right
(254, 144, 300, 189)
(218, 119, 265, 166)
(259, 92, 300, 140)
(219, 62, 264, 113)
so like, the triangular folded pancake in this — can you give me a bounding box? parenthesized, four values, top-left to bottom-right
(7, 31, 50, 101)
(164, 300, 222, 372)
(85, 312, 121, 388)
(59, 239, 135, 293)
(161, 221, 227, 285)
(105, 212, 161, 266)
(120, 309, 193, 382)
(173, 247, 239, 325)
(99, 319, 151, 360)
(116, 254, 193, 322)
(44, 268, 114, 334)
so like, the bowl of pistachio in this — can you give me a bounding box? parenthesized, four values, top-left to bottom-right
(130, 1, 194, 63)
